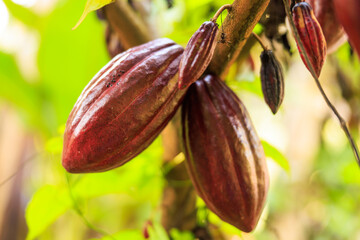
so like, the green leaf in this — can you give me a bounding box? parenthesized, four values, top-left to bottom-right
(148, 222, 170, 240)
(72, 170, 143, 199)
(0, 52, 47, 133)
(261, 140, 290, 174)
(73, 0, 115, 29)
(70, 138, 164, 201)
(45, 136, 63, 154)
(25, 185, 72, 240)
(91, 230, 143, 240)
(253, 23, 263, 35)
(37, 0, 109, 128)
(3, 0, 41, 29)
(227, 76, 263, 98)
(170, 229, 194, 240)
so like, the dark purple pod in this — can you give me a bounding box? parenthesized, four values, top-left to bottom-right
(260, 49, 285, 114)
(182, 74, 269, 232)
(178, 21, 218, 89)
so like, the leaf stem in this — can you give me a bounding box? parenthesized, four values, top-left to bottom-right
(211, 4, 232, 23)
(282, 0, 360, 166)
(252, 32, 268, 50)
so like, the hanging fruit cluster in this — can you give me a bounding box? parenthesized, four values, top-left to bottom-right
(63, 0, 360, 233)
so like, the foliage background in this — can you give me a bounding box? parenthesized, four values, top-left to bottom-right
(0, 0, 360, 239)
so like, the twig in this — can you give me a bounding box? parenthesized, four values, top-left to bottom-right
(208, 0, 270, 77)
(211, 4, 232, 23)
(282, 0, 360, 166)
(252, 32, 268, 50)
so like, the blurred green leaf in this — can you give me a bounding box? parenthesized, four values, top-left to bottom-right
(253, 23, 263, 34)
(0, 53, 46, 132)
(90, 230, 143, 240)
(261, 140, 290, 174)
(72, 170, 144, 199)
(170, 229, 194, 240)
(335, 43, 360, 86)
(3, 0, 41, 28)
(167, 0, 231, 45)
(341, 161, 360, 184)
(25, 185, 72, 240)
(45, 137, 63, 154)
(208, 210, 243, 236)
(227, 76, 263, 98)
(73, 0, 115, 29)
(37, 0, 109, 129)
(70, 138, 164, 201)
(148, 222, 169, 240)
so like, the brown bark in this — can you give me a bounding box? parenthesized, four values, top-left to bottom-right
(208, 0, 270, 77)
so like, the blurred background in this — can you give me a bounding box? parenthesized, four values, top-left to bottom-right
(0, 0, 360, 239)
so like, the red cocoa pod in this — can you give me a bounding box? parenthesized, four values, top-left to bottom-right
(292, 2, 327, 77)
(333, 0, 360, 57)
(178, 21, 218, 89)
(182, 74, 269, 232)
(62, 38, 187, 173)
(260, 50, 285, 114)
(305, 0, 346, 53)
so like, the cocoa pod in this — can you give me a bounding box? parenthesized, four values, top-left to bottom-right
(292, 2, 327, 77)
(333, 0, 360, 57)
(260, 50, 285, 114)
(62, 38, 187, 173)
(305, 0, 346, 53)
(178, 21, 218, 89)
(182, 74, 269, 232)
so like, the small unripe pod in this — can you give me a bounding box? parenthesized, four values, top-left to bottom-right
(260, 50, 285, 114)
(178, 21, 218, 89)
(305, 0, 346, 53)
(292, 2, 327, 77)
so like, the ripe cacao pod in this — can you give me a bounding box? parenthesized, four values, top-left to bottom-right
(260, 50, 285, 114)
(292, 2, 327, 77)
(305, 0, 346, 53)
(333, 0, 360, 57)
(182, 74, 269, 232)
(178, 21, 218, 89)
(62, 38, 187, 173)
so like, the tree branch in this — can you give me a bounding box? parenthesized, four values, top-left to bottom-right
(208, 0, 270, 77)
(103, 0, 153, 49)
